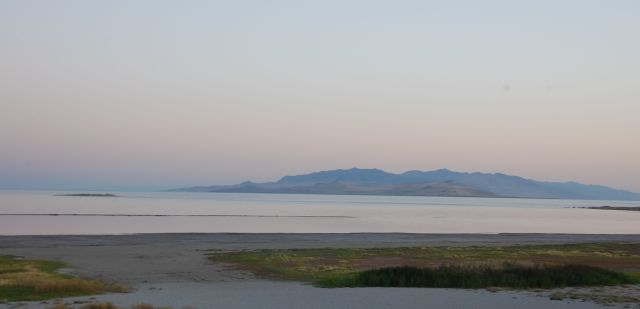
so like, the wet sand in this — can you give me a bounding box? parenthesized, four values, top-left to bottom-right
(1, 233, 640, 308)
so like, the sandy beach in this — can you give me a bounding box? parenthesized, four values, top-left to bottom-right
(2, 233, 640, 308)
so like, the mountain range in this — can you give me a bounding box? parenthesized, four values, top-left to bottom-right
(170, 168, 640, 200)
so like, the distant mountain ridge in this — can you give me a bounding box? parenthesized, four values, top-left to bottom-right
(170, 168, 640, 200)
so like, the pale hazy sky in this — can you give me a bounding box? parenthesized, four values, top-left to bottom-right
(1, 0, 639, 191)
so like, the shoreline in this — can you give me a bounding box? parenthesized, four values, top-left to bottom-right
(2, 233, 639, 308)
(3, 192, 640, 235)
(3, 232, 640, 245)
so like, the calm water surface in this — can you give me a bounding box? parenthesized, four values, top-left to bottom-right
(1, 191, 639, 235)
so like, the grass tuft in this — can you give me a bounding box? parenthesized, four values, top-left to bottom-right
(0, 255, 125, 301)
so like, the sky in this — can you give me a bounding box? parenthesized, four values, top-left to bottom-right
(1, 0, 639, 192)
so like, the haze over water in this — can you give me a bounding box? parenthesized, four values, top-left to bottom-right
(1, 191, 639, 235)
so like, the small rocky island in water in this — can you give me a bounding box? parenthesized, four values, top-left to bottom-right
(582, 206, 640, 212)
(56, 193, 119, 197)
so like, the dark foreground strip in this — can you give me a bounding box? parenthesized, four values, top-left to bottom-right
(0, 213, 355, 218)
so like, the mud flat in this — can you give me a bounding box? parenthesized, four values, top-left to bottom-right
(1, 233, 639, 308)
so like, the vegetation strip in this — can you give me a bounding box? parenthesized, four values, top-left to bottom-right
(314, 264, 639, 288)
(208, 243, 640, 288)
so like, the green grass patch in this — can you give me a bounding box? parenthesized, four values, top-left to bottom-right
(314, 264, 640, 288)
(0, 255, 125, 301)
(208, 243, 640, 288)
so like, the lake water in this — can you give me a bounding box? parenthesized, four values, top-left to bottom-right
(1, 190, 639, 235)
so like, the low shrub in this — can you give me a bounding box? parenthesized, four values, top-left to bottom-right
(315, 264, 640, 289)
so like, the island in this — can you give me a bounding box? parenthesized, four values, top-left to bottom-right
(56, 193, 119, 197)
(583, 206, 640, 211)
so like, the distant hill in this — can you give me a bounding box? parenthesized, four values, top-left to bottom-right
(169, 168, 640, 200)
